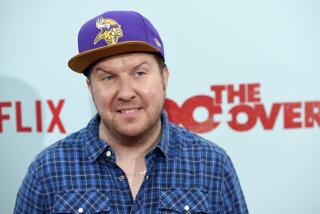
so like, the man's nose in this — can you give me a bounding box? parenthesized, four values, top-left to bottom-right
(117, 78, 136, 101)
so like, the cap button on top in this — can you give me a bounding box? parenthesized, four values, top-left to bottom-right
(77, 207, 84, 213)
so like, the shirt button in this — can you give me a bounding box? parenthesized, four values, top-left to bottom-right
(145, 175, 149, 180)
(119, 175, 125, 181)
(106, 150, 112, 157)
(184, 205, 190, 211)
(77, 207, 84, 213)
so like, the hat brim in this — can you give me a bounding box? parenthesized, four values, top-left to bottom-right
(68, 41, 161, 73)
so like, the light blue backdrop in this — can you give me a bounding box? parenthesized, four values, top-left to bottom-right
(1, 0, 319, 213)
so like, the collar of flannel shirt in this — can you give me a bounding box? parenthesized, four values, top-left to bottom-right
(83, 111, 171, 162)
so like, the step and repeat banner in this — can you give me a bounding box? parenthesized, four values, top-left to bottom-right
(1, 0, 319, 213)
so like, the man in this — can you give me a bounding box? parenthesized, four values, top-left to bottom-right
(14, 11, 248, 213)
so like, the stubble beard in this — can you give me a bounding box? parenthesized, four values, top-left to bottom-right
(97, 96, 165, 145)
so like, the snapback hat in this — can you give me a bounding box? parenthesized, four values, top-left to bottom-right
(68, 11, 164, 73)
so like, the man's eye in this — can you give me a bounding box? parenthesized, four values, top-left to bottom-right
(135, 71, 146, 77)
(104, 74, 114, 80)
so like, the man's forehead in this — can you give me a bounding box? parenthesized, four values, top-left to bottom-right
(93, 53, 156, 69)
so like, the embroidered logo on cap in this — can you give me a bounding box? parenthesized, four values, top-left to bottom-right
(94, 17, 123, 45)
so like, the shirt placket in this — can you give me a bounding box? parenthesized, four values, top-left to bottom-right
(129, 149, 160, 214)
(104, 148, 134, 213)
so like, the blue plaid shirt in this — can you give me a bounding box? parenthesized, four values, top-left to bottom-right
(14, 112, 248, 213)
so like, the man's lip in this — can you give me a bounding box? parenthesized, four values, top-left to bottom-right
(116, 107, 142, 113)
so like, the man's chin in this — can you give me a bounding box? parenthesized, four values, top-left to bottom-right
(112, 122, 160, 143)
(100, 111, 162, 142)
(115, 126, 147, 139)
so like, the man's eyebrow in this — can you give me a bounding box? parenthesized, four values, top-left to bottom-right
(133, 61, 149, 70)
(95, 66, 110, 73)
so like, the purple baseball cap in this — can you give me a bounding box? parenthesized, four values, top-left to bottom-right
(68, 11, 165, 73)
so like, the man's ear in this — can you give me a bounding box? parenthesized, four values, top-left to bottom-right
(86, 77, 92, 93)
(162, 66, 169, 91)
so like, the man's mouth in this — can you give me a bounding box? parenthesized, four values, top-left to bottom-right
(117, 107, 142, 114)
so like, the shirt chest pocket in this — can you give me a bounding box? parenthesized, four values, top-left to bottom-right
(53, 189, 110, 213)
(160, 188, 209, 213)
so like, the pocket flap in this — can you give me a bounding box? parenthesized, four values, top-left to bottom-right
(53, 189, 110, 213)
(160, 188, 209, 213)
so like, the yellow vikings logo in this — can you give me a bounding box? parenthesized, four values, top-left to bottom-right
(94, 17, 123, 45)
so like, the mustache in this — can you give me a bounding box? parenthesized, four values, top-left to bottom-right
(114, 101, 143, 110)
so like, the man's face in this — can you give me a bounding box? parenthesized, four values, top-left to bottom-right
(87, 53, 169, 140)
